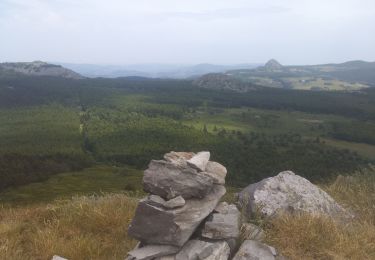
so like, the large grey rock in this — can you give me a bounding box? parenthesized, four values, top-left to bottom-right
(174, 239, 230, 260)
(240, 223, 265, 241)
(126, 244, 179, 260)
(187, 151, 210, 172)
(201, 203, 240, 240)
(143, 160, 214, 200)
(148, 195, 185, 209)
(237, 171, 350, 219)
(232, 240, 277, 260)
(128, 185, 226, 247)
(205, 161, 227, 185)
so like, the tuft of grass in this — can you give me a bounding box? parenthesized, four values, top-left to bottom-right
(264, 168, 375, 260)
(0, 194, 138, 260)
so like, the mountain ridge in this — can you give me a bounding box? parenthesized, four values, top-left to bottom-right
(0, 61, 84, 79)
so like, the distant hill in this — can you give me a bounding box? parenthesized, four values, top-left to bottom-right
(264, 59, 284, 71)
(58, 62, 261, 79)
(0, 61, 84, 79)
(193, 73, 259, 92)
(196, 60, 375, 92)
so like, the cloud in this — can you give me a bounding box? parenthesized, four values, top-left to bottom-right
(0, 0, 374, 64)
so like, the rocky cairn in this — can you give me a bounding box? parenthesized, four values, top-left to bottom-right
(127, 151, 241, 259)
(126, 152, 349, 260)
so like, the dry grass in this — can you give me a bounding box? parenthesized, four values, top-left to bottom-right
(264, 168, 375, 260)
(0, 169, 374, 260)
(0, 194, 138, 260)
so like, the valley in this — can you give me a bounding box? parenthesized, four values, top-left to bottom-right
(1, 74, 375, 204)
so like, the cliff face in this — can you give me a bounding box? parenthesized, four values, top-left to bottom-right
(0, 61, 84, 79)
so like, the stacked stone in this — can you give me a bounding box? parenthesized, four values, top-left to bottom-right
(126, 151, 240, 260)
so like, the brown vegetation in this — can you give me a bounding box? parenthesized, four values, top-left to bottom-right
(265, 168, 375, 260)
(0, 194, 138, 260)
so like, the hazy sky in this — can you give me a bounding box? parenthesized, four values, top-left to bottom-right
(1, 0, 375, 65)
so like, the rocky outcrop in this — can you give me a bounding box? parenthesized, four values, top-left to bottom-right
(127, 151, 233, 259)
(0, 61, 84, 79)
(237, 171, 351, 219)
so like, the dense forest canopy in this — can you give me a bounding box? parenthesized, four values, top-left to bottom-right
(0, 76, 374, 191)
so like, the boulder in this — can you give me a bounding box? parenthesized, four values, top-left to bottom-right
(187, 151, 210, 172)
(148, 195, 185, 209)
(128, 185, 226, 247)
(237, 171, 350, 219)
(201, 203, 240, 240)
(232, 240, 277, 260)
(240, 223, 265, 241)
(205, 161, 227, 185)
(143, 160, 214, 200)
(174, 239, 230, 260)
(126, 244, 179, 260)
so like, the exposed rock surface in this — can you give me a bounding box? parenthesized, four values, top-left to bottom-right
(128, 185, 226, 246)
(173, 239, 230, 260)
(164, 151, 195, 166)
(205, 161, 227, 185)
(148, 195, 185, 209)
(143, 160, 214, 200)
(187, 151, 210, 172)
(237, 171, 350, 219)
(0, 61, 84, 79)
(232, 240, 278, 260)
(126, 244, 179, 260)
(201, 202, 240, 240)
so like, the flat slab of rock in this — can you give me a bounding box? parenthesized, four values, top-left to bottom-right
(148, 195, 185, 209)
(205, 161, 227, 185)
(232, 240, 277, 260)
(164, 151, 195, 166)
(201, 203, 240, 240)
(187, 151, 210, 172)
(128, 185, 226, 247)
(174, 239, 230, 260)
(237, 171, 350, 219)
(143, 159, 214, 200)
(126, 244, 179, 260)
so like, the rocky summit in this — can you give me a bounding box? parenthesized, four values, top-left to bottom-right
(126, 152, 350, 260)
(0, 61, 83, 79)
